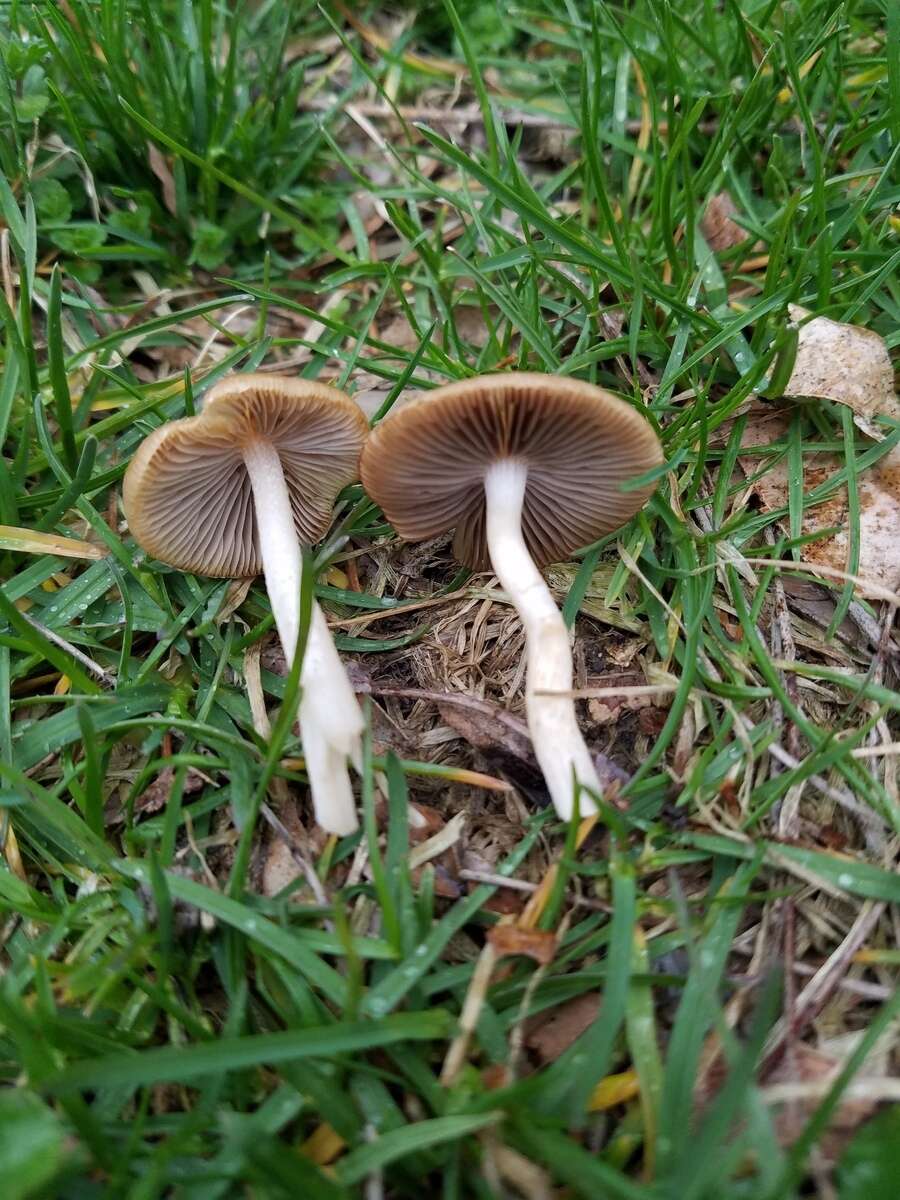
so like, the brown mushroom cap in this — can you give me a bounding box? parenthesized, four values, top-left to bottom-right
(123, 374, 369, 577)
(360, 372, 663, 569)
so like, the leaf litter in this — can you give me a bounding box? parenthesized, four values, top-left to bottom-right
(736, 311, 900, 597)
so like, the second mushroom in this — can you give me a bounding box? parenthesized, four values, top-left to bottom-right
(123, 373, 369, 835)
(361, 372, 663, 820)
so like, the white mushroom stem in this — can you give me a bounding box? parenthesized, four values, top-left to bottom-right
(483, 460, 600, 820)
(242, 438, 364, 835)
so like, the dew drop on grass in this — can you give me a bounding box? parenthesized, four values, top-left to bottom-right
(837, 873, 854, 889)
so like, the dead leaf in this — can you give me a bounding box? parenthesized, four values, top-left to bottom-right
(481, 1063, 512, 1090)
(217, 578, 254, 624)
(587, 672, 654, 725)
(587, 1068, 640, 1112)
(525, 992, 601, 1063)
(701, 192, 749, 252)
(486, 925, 557, 965)
(437, 695, 534, 762)
(0, 525, 106, 560)
(300, 1122, 345, 1166)
(147, 142, 177, 216)
(261, 837, 303, 898)
(784, 307, 900, 438)
(434, 690, 630, 794)
(448, 306, 493, 348)
(737, 403, 900, 598)
(135, 765, 205, 815)
(429, 863, 463, 898)
(763, 1041, 883, 1161)
(260, 799, 306, 898)
(378, 313, 419, 351)
(481, 887, 526, 916)
(2, 819, 27, 882)
(638, 706, 669, 736)
(406, 801, 444, 842)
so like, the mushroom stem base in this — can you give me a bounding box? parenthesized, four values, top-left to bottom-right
(483, 460, 600, 820)
(242, 437, 362, 835)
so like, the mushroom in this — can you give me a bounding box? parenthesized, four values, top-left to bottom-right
(123, 373, 370, 835)
(360, 372, 662, 820)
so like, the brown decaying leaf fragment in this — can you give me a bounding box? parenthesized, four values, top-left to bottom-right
(485, 924, 557, 965)
(524, 992, 601, 1064)
(762, 1034, 893, 1162)
(147, 142, 177, 216)
(700, 192, 750, 252)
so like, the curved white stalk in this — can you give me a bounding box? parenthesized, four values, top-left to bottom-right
(484, 460, 600, 820)
(242, 438, 363, 835)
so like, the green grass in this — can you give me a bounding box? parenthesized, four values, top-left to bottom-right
(1, 0, 899, 1196)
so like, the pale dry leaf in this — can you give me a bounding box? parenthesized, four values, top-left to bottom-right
(784, 306, 900, 438)
(378, 313, 420, 351)
(261, 837, 304, 898)
(0, 525, 106, 560)
(408, 810, 466, 870)
(243, 644, 270, 738)
(260, 801, 315, 900)
(217, 578, 254, 624)
(737, 403, 900, 598)
(147, 142, 177, 216)
(449, 306, 492, 348)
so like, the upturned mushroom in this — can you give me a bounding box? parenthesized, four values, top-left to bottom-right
(123, 373, 369, 835)
(360, 372, 662, 820)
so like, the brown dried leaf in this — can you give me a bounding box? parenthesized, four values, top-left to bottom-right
(701, 192, 748, 252)
(524, 992, 601, 1063)
(135, 766, 205, 815)
(449, 306, 493, 348)
(587, 672, 654, 725)
(481, 887, 526, 916)
(486, 924, 557, 965)
(147, 142, 177, 216)
(437, 695, 534, 762)
(765, 1042, 881, 1161)
(784, 306, 900, 438)
(217, 578, 254, 624)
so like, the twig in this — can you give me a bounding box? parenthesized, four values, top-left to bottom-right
(326, 585, 473, 630)
(21, 613, 116, 685)
(762, 899, 887, 1069)
(458, 867, 611, 913)
(440, 941, 499, 1086)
